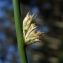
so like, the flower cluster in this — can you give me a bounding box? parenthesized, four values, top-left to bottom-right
(23, 12, 43, 45)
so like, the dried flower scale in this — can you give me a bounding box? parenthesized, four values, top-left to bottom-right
(23, 12, 44, 45)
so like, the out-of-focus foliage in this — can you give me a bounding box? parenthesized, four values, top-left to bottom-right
(22, 0, 63, 63)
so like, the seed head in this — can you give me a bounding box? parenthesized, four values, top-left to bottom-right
(23, 12, 44, 45)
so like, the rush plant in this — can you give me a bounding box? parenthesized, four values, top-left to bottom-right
(13, 0, 43, 63)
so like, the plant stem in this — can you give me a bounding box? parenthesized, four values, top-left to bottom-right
(12, 0, 28, 63)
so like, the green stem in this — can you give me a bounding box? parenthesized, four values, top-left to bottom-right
(12, 0, 28, 63)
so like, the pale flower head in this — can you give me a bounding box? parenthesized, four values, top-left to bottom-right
(23, 12, 44, 45)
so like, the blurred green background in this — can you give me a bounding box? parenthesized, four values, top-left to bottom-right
(0, 0, 63, 63)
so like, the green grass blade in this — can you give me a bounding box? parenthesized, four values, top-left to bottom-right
(12, 0, 28, 63)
